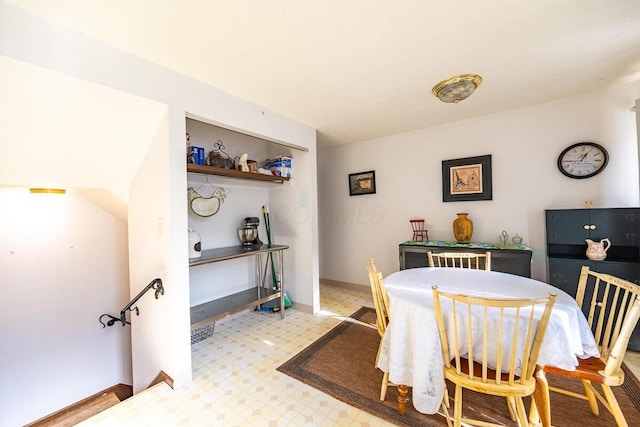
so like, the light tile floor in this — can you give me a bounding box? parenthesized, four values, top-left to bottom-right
(79, 284, 397, 427)
(77, 283, 640, 427)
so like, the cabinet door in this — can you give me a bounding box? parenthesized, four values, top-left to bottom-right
(546, 209, 589, 244)
(400, 247, 429, 270)
(593, 260, 640, 285)
(490, 251, 532, 277)
(546, 208, 640, 245)
(547, 257, 586, 297)
(589, 208, 640, 246)
(548, 258, 640, 293)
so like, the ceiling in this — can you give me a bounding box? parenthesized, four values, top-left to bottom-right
(8, 1, 640, 148)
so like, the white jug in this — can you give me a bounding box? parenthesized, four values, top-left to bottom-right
(585, 238, 611, 261)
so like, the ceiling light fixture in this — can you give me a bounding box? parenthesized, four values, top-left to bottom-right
(29, 188, 66, 195)
(432, 74, 483, 104)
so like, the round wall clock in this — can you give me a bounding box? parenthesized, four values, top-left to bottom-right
(557, 142, 609, 179)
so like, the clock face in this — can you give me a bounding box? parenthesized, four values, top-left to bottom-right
(557, 142, 609, 179)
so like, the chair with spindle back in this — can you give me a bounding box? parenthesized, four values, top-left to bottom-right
(530, 266, 640, 427)
(366, 257, 395, 400)
(428, 251, 491, 271)
(432, 286, 556, 427)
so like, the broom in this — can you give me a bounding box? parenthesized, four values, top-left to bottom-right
(262, 206, 292, 308)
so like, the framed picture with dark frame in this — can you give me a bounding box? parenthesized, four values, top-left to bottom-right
(442, 155, 492, 202)
(348, 170, 376, 196)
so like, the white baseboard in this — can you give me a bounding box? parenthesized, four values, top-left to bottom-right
(290, 302, 313, 314)
(320, 278, 369, 292)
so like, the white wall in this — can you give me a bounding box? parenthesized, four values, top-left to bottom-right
(269, 139, 319, 311)
(0, 189, 130, 427)
(0, 49, 167, 427)
(127, 111, 192, 393)
(0, 1, 318, 424)
(637, 98, 640, 174)
(318, 84, 640, 285)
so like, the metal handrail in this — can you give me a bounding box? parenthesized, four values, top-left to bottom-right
(99, 278, 164, 328)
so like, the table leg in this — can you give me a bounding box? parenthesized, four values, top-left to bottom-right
(397, 384, 409, 415)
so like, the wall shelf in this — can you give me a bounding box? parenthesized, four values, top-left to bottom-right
(186, 163, 289, 183)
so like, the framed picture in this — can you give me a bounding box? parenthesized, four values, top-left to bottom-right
(442, 155, 492, 202)
(348, 170, 376, 196)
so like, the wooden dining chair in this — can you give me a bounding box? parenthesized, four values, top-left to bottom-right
(432, 286, 556, 427)
(428, 251, 491, 271)
(529, 266, 640, 427)
(366, 257, 395, 401)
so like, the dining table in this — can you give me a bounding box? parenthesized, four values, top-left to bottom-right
(376, 267, 599, 422)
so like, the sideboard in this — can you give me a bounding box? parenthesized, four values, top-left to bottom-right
(399, 240, 533, 278)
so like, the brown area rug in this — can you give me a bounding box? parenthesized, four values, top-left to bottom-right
(277, 306, 640, 426)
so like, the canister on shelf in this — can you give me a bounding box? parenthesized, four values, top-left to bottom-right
(188, 227, 202, 258)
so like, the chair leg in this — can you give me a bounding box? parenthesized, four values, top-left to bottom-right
(514, 397, 529, 427)
(380, 371, 389, 401)
(531, 368, 551, 427)
(443, 385, 450, 408)
(453, 385, 463, 427)
(582, 379, 599, 416)
(529, 399, 541, 427)
(441, 397, 453, 427)
(602, 384, 628, 427)
(506, 397, 516, 421)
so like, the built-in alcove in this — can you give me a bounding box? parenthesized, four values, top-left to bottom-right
(185, 116, 309, 340)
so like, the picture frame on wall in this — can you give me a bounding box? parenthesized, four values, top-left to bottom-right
(348, 170, 376, 196)
(442, 155, 492, 202)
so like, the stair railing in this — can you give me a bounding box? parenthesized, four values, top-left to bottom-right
(99, 278, 164, 328)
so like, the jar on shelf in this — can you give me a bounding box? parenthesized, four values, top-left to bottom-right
(188, 227, 202, 259)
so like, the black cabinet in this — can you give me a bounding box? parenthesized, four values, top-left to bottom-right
(399, 241, 532, 277)
(545, 208, 640, 349)
(547, 257, 639, 296)
(546, 208, 640, 285)
(546, 208, 640, 263)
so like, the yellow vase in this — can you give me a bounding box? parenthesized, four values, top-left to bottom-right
(453, 213, 473, 243)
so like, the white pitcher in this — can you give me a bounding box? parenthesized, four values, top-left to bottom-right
(585, 238, 611, 261)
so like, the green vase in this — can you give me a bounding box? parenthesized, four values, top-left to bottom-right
(453, 213, 473, 243)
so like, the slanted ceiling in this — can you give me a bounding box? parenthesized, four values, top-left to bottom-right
(7, 0, 640, 147)
(0, 55, 168, 193)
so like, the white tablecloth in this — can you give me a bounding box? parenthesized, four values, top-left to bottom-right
(376, 268, 599, 414)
